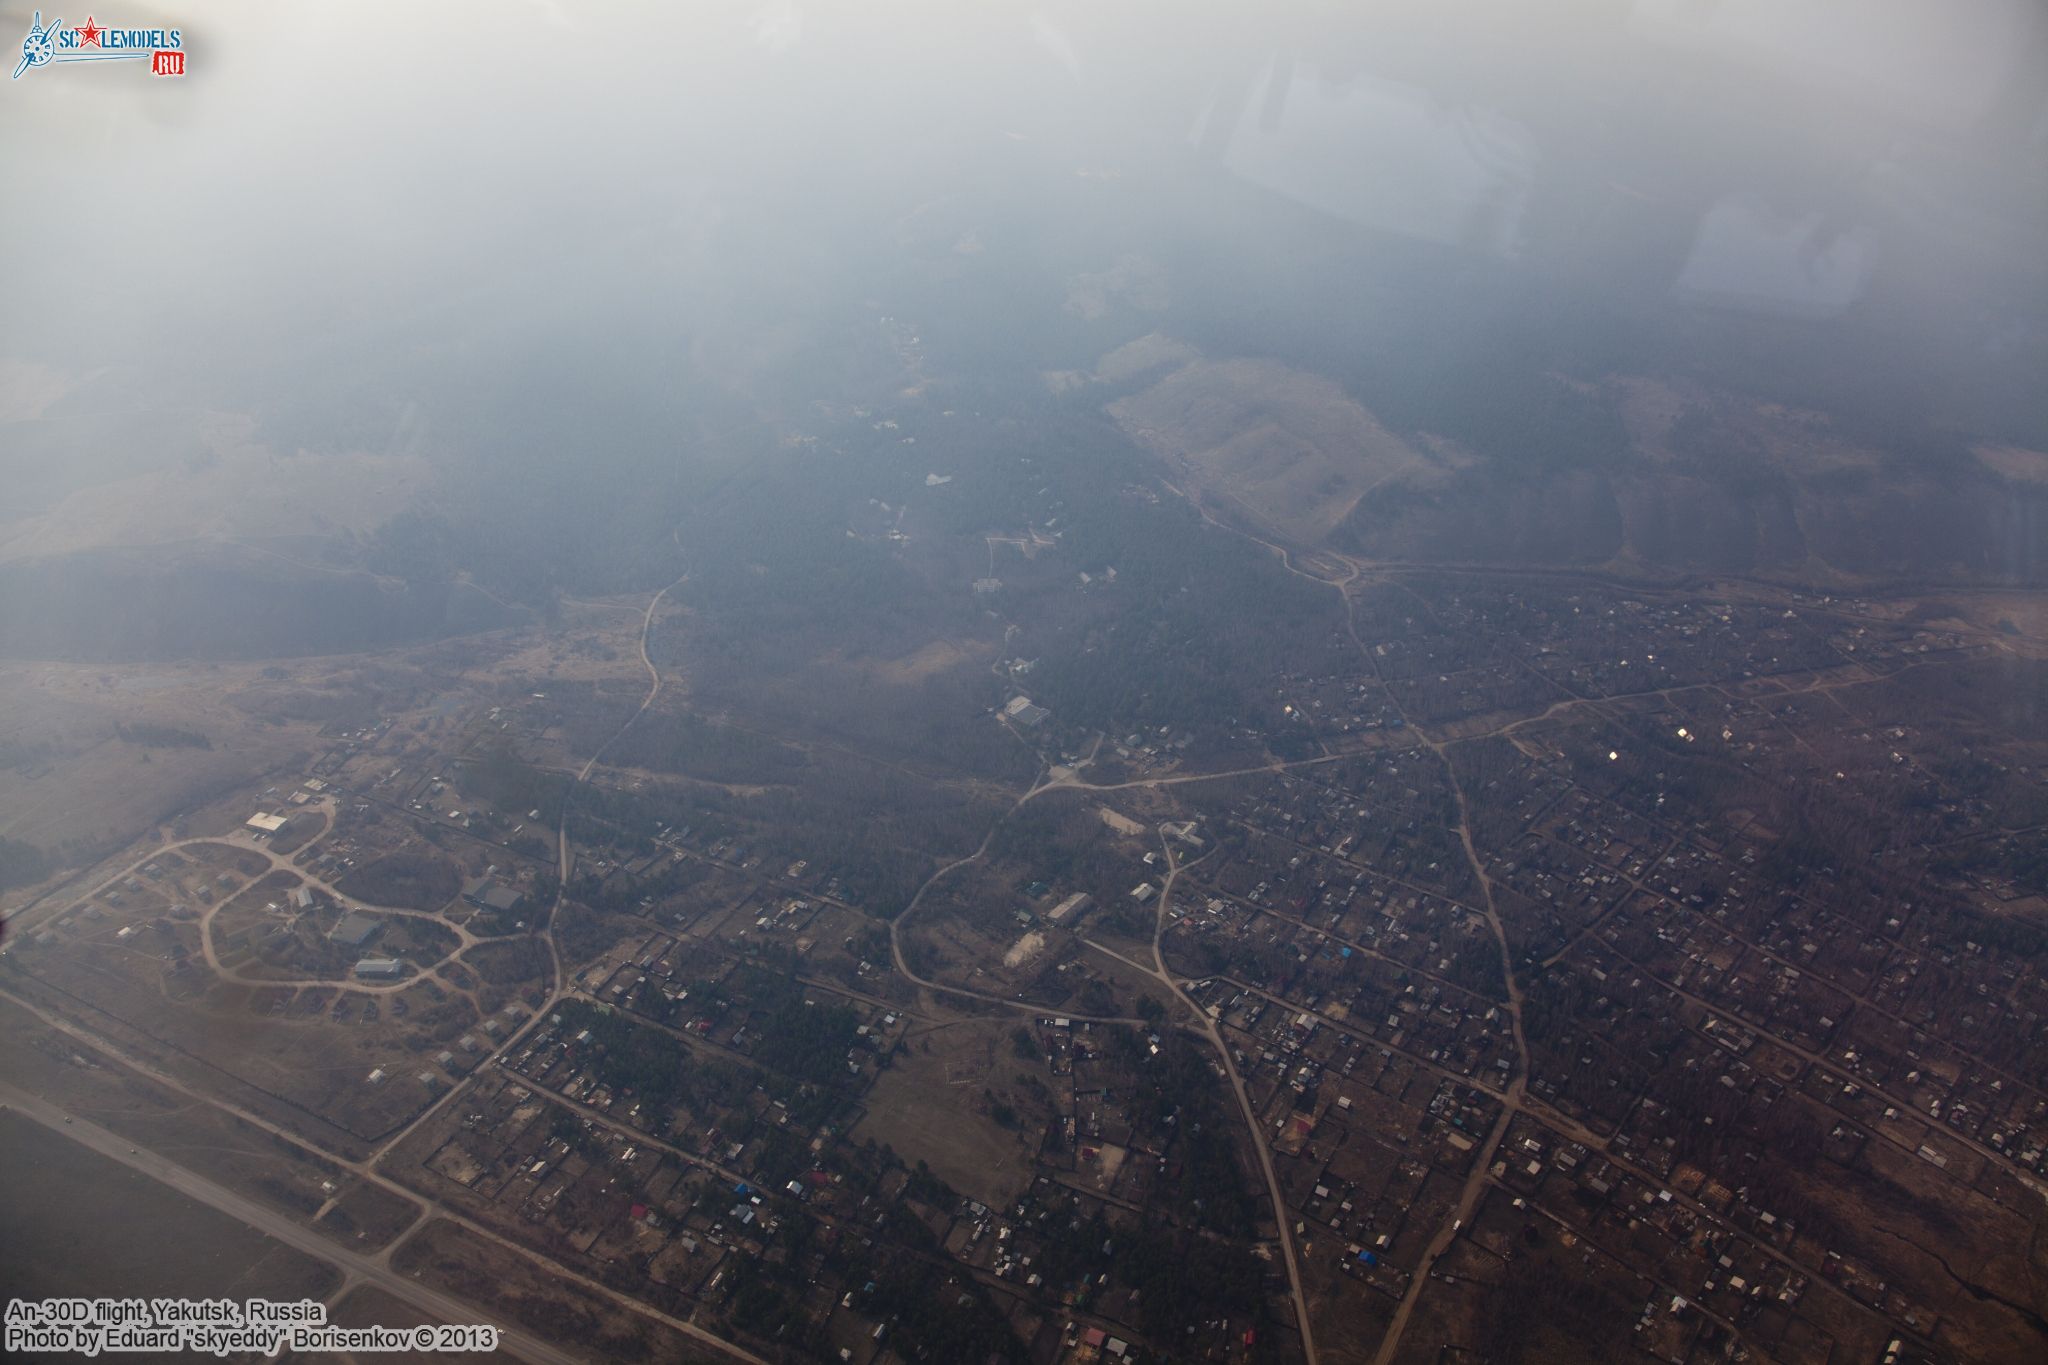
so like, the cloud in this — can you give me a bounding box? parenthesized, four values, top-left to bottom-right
(1030, 12, 1080, 81)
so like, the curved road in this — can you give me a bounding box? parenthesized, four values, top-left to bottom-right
(1089, 829, 1322, 1365)
(369, 572, 687, 1163)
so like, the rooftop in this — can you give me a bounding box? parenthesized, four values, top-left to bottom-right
(329, 910, 382, 948)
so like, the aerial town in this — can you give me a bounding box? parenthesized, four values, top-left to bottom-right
(5, 6, 2047, 1363)
(5, 521, 2044, 1364)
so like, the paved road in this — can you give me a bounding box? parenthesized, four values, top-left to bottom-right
(0, 576, 765, 1365)
(0, 1080, 582, 1365)
(2, 988, 768, 1365)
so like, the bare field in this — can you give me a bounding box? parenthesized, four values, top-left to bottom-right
(1976, 443, 2048, 487)
(6, 918, 478, 1142)
(855, 1020, 1044, 1209)
(0, 413, 434, 565)
(392, 1218, 741, 1364)
(1111, 354, 1432, 545)
(0, 994, 386, 1228)
(1611, 376, 1887, 481)
(489, 598, 657, 691)
(0, 1108, 340, 1306)
(852, 635, 992, 684)
(0, 659, 320, 885)
(1093, 331, 1201, 386)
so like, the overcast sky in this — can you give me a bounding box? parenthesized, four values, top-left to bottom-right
(3, 0, 2042, 467)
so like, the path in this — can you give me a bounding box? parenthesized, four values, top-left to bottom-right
(1089, 827, 1322, 1365)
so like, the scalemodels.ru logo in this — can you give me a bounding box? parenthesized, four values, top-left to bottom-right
(14, 11, 185, 80)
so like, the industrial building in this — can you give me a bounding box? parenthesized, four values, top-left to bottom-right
(1046, 892, 1091, 925)
(329, 910, 381, 949)
(462, 877, 525, 916)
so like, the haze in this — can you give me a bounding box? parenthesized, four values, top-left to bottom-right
(4, 7, 2048, 1365)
